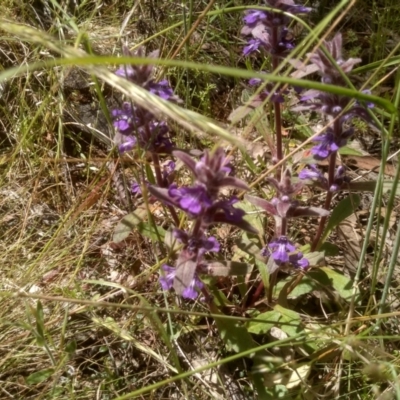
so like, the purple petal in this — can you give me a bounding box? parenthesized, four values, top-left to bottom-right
(243, 10, 267, 25)
(243, 39, 261, 56)
(272, 246, 290, 264)
(114, 118, 131, 132)
(115, 65, 135, 79)
(172, 228, 189, 244)
(181, 276, 204, 300)
(298, 165, 324, 181)
(268, 236, 296, 264)
(204, 236, 220, 253)
(249, 77, 263, 86)
(149, 80, 175, 100)
(289, 252, 309, 269)
(118, 138, 136, 153)
(159, 264, 176, 290)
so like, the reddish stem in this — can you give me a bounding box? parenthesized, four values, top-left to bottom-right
(311, 119, 341, 251)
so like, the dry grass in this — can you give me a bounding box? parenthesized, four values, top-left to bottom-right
(0, 1, 244, 398)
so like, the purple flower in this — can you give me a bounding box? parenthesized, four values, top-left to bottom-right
(131, 182, 142, 195)
(329, 165, 350, 192)
(311, 131, 341, 160)
(299, 164, 324, 181)
(118, 137, 136, 153)
(173, 229, 220, 255)
(115, 65, 135, 80)
(173, 148, 248, 199)
(243, 39, 262, 56)
(149, 80, 175, 101)
(114, 46, 159, 87)
(288, 252, 309, 269)
(112, 103, 137, 135)
(241, 1, 310, 56)
(278, 28, 295, 52)
(263, 237, 310, 268)
(243, 1, 310, 30)
(111, 46, 180, 155)
(159, 264, 204, 300)
(248, 76, 287, 103)
(182, 277, 205, 299)
(249, 77, 262, 86)
(162, 160, 175, 184)
(168, 184, 212, 216)
(112, 103, 173, 153)
(243, 10, 267, 26)
(267, 236, 296, 265)
(141, 121, 173, 152)
(159, 264, 176, 291)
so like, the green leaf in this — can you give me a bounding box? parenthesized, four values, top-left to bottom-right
(347, 180, 400, 197)
(113, 207, 166, 243)
(235, 234, 263, 261)
(274, 276, 319, 299)
(26, 368, 54, 385)
(320, 194, 360, 245)
(210, 303, 255, 353)
(339, 145, 364, 156)
(319, 242, 340, 257)
(247, 310, 281, 334)
(203, 261, 253, 276)
(65, 340, 77, 354)
(137, 221, 166, 242)
(208, 287, 232, 307)
(35, 300, 45, 341)
(257, 257, 270, 289)
(216, 318, 255, 353)
(309, 267, 356, 301)
(237, 200, 265, 235)
(274, 305, 303, 338)
(113, 208, 147, 243)
(304, 250, 326, 265)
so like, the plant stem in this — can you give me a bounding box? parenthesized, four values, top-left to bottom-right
(271, 27, 283, 172)
(151, 152, 163, 187)
(311, 119, 340, 251)
(151, 152, 180, 226)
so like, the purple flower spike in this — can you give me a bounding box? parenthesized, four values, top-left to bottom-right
(268, 236, 296, 265)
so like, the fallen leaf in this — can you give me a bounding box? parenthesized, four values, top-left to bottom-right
(343, 155, 396, 176)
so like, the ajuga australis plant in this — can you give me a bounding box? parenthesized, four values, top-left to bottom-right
(112, 47, 260, 299)
(235, 2, 379, 304)
(149, 148, 258, 299)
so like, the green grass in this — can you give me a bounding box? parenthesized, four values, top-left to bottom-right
(1, 0, 400, 399)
